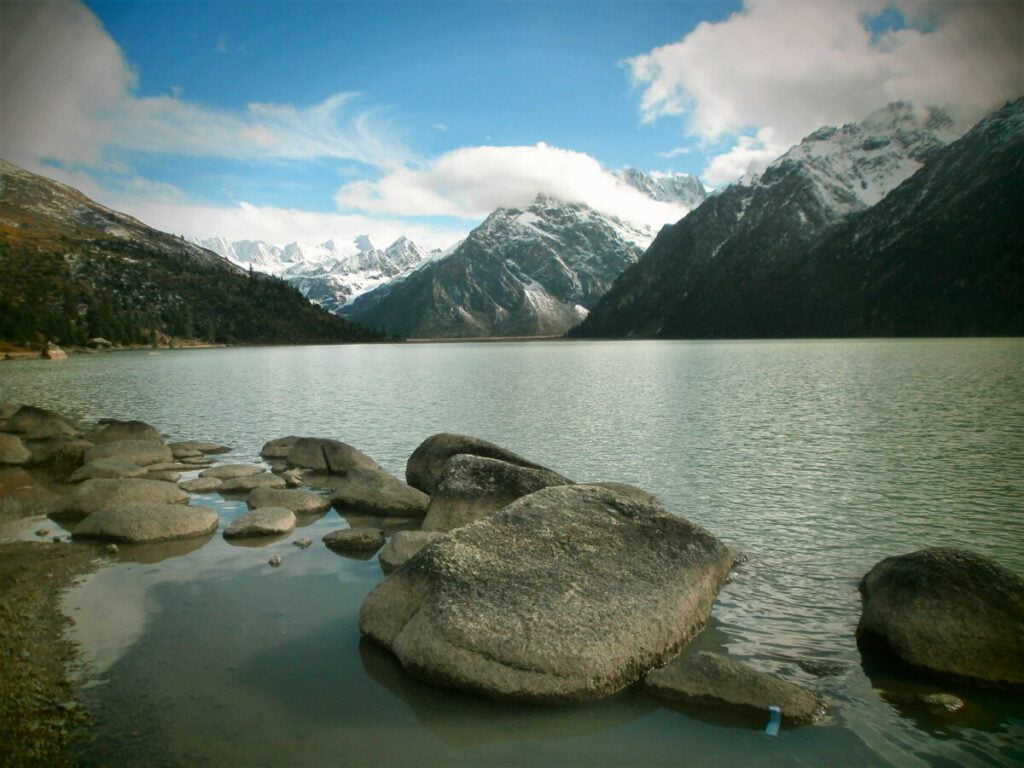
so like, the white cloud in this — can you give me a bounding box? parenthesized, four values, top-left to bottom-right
(627, 0, 1024, 184)
(335, 143, 692, 230)
(0, 0, 409, 171)
(701, 128, 790, 188)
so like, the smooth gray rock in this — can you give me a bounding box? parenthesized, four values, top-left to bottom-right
(69, 458, 148, 483)
(0, 433, 31, 465)
(360, 485, 737, 703)
(247, 487, 331, 515)
(179, 476, 223, 493)
(3, 405, 80, 439)
(644, 652, 826, 725)
(379, 531, 444, 574)
(86, 419, 162, 444)
(421, 454, 572, 532)
(168, 440, 231, 457)
(286, 437, 384, 474)
(280, 469, 304, 488)
(857, 548, 1024, 689)
(147, 470, 181, 483)
(224, 507, 296, 538)
(329, 467, 430, 518)
(406, 432, 550, 495)
(72, 503, 218, 543)
(51, 477, 189, 522)
(199, 463, 265, 479)
(589, 482, 662, 507)
(323, 527, 385, 552)
(260, 436, 301, 460)
(84, 439, 173, 467)
(218, 473, 286, 493)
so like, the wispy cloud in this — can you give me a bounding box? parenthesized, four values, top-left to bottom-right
(627, 0, 1024, 184)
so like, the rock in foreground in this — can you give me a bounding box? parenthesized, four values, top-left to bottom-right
(857, 547, 1024, 689)
(323, 527, 385, 553)
(72, 503, 218, 543)
(50, 478, 188, 522)
(644, 652, 826, 725)
(360, 485, 736, 702)
(329, 467, 429, 518)
(224, 507, 296, 539)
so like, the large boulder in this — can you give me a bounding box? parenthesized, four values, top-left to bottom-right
(260, 436, 302, 460)
(223, 507, 296, 539)
(421, 454, 572, 532)
(4, 405, 79, 440)
(329, 467, 429, 518)
(72, 503, 218, 543)
(286, 437, 383, 474)
(247, 487, 332, 515)
(360, 485, 737, 703)
(26, 437, 93, 470)
(405, 433, 550, 495)
(50, 478, 189, 522)
(644, 652, 826, 725)
(84, 439, 173, 467)
(378, 530, 444, 574)
(857, 548, 1024, 689)
(0, 433, 31, 465)
(86, 419, 162, 444)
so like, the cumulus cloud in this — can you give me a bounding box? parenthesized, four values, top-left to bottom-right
(335, 143, 692, 229)
(627, 0, 1024, 183)
(0, 0, 408, 171)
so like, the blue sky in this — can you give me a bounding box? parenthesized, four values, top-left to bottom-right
(2, 0, 1021, 251)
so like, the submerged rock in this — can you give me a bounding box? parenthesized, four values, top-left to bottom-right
(360, 485, 737, 702)
(405, 432, 550, 495)
(378, 530, 444, 574)
(644, 652, 826, 725)
(857, 547, 1024, 689)
(329, 467, 429, 518)
(323, 527, 385, 553)
(50, 478, 188, 522)
(72, 503, 218, 543)
(83, 439, 172, 467)
(247, 487, 331, 515)
(224, 507, 296, 539)
(421, 454, 572, 532)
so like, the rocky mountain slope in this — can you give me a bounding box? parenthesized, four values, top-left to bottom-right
(343, 195, 653, 338)
(571, 100, 1022, 338)
(616, 168, 706, 207)
(0, 160, 387, 347)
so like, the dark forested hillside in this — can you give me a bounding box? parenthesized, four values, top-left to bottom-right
(0, 160, 388, 347)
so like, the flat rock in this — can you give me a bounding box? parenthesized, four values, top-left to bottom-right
(406, 432, 551, 495)
(69, 458, 148, 483)
(218, 473, 286, 493)
(84, 439, 173, 467)
(247, 487, 331, 515)
(146, 470, 181, 483)
(199, 463, 265, 479)
(644, 652, 826, 725)
(323, 527, 385, 552)
(86, 419, 162, 444)
(286, 437, 384, 474)
(72, 503, 218, 543)
(260, 436, 302, 460)
(179, 476, 223, 493)
(857, 547, 1024, 689)
(0, 433, 31, 465)
(379, 531, 444, 574)
(50, 477, 189, 522)
(421, 454, 572, 532)
(3, 405, 80, 439)
(360, 484, 737, 703)
(168, 440, 231, 457)
(329, 467, 429, 518)
(223, 507, 296, 538)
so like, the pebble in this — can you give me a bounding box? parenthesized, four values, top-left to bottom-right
(35, 529, 51, 537)
(104, 543, 120, 555)
(268, 554, 283, 567)
(293, 538, 312, 549)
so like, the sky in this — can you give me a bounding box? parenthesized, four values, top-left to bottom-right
(1, 0, 1021, 252)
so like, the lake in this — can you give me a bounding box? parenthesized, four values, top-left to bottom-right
(1, 338, 1022, 766)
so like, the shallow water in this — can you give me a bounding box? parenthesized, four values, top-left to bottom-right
(1, 339, 1022, 766)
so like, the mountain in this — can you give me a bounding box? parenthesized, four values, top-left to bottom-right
(570, 100, 1021, 339)
(343, 195, 653, 338)
(0, 160, 388, 347)
(616, 168, 707, 207)
(195, 234, 438, 315)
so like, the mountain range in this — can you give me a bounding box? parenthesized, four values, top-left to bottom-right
(0, 159, 387, 347)
(571, 99, 1023, 339)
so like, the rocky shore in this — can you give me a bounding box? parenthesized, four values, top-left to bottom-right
(1, 401, 1021, 761)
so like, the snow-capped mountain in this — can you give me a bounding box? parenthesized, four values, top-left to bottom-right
(617, 168, 707, 207)
(571, 99, 1021, 339)
(343, 195, 653, 338)
(195, 234, 438, 313)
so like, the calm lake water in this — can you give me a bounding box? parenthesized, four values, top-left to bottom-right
(1, 339, 1022, 767)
